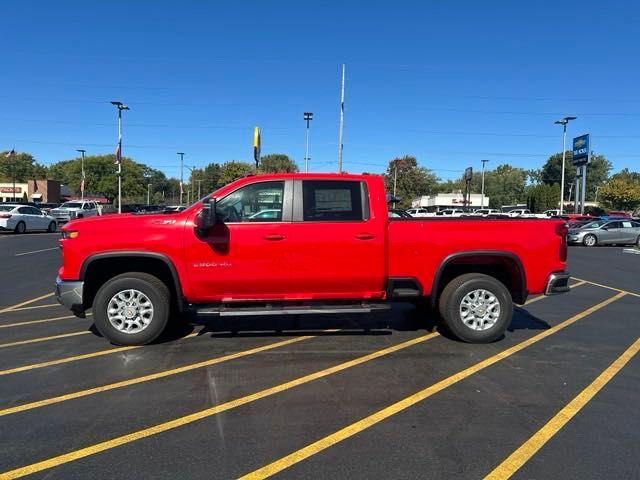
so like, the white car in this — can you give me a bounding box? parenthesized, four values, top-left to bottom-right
(507, 208, 535, 218)
(0, 204, 58, 233)
(406, 208, 431, 217)
(473, 208, 501, 217)
(436, 208, 465, 217)
(50, 201, 100, 224)
(542, 209, 560, 217)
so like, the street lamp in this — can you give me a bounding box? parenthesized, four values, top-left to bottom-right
(554, 116, 577, 215)
(147, 182, 152, 205)
(177, 152, 185, 205)
(480, 159, 489, 208)
(111, 101, 130, 213)
(76, 149, 86, 200)
(303, 112, 313, 172)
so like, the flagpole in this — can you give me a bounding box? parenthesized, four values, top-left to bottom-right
(111, 101, 129, 214)
(337, 64, 345, 174)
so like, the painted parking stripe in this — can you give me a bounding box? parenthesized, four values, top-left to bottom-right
(0, 331, 90, 349)
(0, 332, 440, 478)
(572, 276, 640, 299)
(237, 292, 626, 480)
(0, 314, 85, 329)
(485, 336, 640, 479)
(0, 331, 328, 416)
(0, 293, 55, 314)
(4, 304, 62, 313)
(14, 247, 59, 257)
(524, 280, 586, 305)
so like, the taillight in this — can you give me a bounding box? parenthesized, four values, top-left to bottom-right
(555, 222, 568, 262)
(0, 214, 11, 219)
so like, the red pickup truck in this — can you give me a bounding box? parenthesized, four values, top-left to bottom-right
(56, 173, 570, 346)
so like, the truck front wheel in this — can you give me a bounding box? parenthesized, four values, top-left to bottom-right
(438, 273, 512, 343)
(93, 272, 170, 345)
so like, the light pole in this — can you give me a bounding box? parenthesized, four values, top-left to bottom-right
(147, 182, 152, 205)
(337, 63, 345, 173)
(554, 116, 577, 215)
(76, 149, 86, 200)
(480, 159, 489, 208)
(196, 179, 202, 199)
(304, 112, 313, 172)
(392, 161, 398, 209)
(111, 101, 130, 214)
(177, 152, 185, 205)
(6, 149, 16, 201)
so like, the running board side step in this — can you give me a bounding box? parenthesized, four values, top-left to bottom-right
(196, 302, 392, 317)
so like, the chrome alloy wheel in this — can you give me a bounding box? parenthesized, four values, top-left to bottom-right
(107, 289, 154, 334)
(459, 289, 501, 331)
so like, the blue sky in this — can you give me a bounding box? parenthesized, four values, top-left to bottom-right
(2, 0, 639, 181)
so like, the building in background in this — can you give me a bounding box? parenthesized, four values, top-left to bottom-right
(0, 180, 63, 203)
(411, 192, 489, 212)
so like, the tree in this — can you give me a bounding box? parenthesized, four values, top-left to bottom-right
(540, 152, 611, 201)
(259, 154, 299, 173)
(526, 183, 560, 213)
(0, 151, 48, 182)
(187, 163, 222, 198)
(384, 155, 439, 208)
(218, 161, 254, 187)
(599, 171, 640, 211)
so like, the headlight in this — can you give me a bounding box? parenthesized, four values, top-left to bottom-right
(61, 230, 79, 239)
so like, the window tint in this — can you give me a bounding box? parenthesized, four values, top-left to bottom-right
(607, 221, 622, 229)
(17, 207, 31, 214)
(302, 181, 364, 222)
(216, 181, 284, 222)
(28, 207, 41, 215)
(83, 203, 92, 210)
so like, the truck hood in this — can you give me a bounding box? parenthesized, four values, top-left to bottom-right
(62, 212, 182, 232)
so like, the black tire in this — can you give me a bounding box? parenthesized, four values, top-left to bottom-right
(14, 221, 26, 234)
(92, 272, 170, 346)
(583, 234, 597, 247)
(438, 273, 513, 343)
(47, 221, 57, 233)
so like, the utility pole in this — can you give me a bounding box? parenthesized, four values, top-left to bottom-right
(147, 182, 152, 205)
(480, 159, 489, 208)
(304, 112, 313, 172)
(76, 149, 86, 200)
(196, 179, 202, 199)
(111, 101, 129, 214)
(177, 152, 185, 205)
(393, 162, 398, 209)
(554, 116, 577, 215)
(337, 63, 345, 173)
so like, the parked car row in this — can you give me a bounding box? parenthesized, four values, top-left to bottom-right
(0, 204, 58, 233)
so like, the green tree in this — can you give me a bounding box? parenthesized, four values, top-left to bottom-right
(0, 151, 48, 182)
(526, 183, 560, 213)
(259, 154, 299, 173)
(187, 163, 222, 198)
(384, 155, 439, 208)
(540, 152, 611, 201)
(218, 161, 254, 187)
(599, 171, 640, 211)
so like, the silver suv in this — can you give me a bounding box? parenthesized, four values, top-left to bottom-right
(51, 201, 100, 224)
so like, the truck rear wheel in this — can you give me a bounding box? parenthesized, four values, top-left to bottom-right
(438, 273, 512, 343)
(93, 272, 170, 346)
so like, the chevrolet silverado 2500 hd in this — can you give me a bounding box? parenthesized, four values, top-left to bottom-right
(56, 173, 570, 345)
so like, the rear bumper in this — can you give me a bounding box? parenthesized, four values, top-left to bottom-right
(545, 272, 571, 295)
(55, 276, 85, 317)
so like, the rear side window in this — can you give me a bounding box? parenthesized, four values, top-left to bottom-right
(302, 181, 364, 222)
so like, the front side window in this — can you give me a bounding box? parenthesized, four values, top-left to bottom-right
(302, 181, 364, 222)
(216, 181, 284, 223)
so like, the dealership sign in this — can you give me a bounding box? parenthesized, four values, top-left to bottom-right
(0, 187, 21, 193)
(572, 134, 590, 166)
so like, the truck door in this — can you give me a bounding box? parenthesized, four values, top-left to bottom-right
(283, 179, 386, 299)
(183, 180, 294, 302)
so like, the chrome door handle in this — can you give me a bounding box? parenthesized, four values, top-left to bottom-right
(264, 234, 285, 241)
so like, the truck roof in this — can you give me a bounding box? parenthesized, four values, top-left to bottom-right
(241, 172, 381, 181)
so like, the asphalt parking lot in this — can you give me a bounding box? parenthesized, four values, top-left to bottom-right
(0, 232, 638, 479)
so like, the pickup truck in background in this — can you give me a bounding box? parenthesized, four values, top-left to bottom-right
(51, 200, 101, 224)
(56, 173, 570, 346)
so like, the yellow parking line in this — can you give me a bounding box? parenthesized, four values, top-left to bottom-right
(5, 304, 61, 313)
(571, 276, 640, 299)
(0, 331, 90, 349)
(485, 336, 640, 480)
(0, 332, 323, 416)
(237, 292, 626, 480)
(0, 293, 55, 314)
(524, 280, 586, 305)
(0, 332, 440, 479)
(0, 315, 76, 329)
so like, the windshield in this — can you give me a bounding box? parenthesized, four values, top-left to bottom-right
(581, 220, 607, 229)
(60, 202, 82, 208)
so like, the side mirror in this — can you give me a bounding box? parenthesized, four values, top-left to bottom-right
(196, 197, 217, 234)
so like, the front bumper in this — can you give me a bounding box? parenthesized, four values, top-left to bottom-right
(55, 276, 85, 317)
(545, 272, 571, 295)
